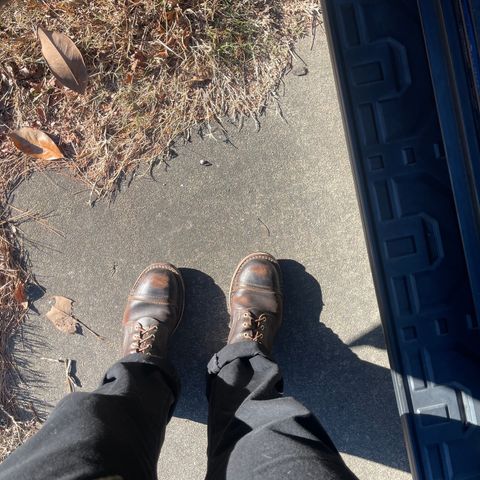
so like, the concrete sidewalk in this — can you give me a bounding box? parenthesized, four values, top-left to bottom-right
(12, 33, 410, 479)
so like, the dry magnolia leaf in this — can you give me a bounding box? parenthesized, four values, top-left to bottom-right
(46, 296, 78, 334)
(9, 127, 63, 160)
(37, 26, 88, 94)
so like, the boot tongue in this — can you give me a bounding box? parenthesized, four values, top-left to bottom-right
(137, 317, 160, 329)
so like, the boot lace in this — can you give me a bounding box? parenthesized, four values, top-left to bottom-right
(241, 311, 268, 343)
(131, 323, 158, 353)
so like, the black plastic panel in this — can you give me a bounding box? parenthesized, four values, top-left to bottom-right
(418, 0, 480, 323)
(322, 1, 480, 478)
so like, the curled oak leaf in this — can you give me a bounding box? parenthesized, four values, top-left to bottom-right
(125, 72, 134, 85)
(13, 282, 26, 303)
(46, 296, 78, 334)
(8, 127, 63, 160)
(37, 26, 88, 94)
(13, 282, 28, 310)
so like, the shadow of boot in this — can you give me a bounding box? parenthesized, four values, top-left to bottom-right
(275, 259, 409, 472)
(169, 268, 229, 424)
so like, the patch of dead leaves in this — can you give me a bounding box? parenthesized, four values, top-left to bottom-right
(8, 26, 88, 162)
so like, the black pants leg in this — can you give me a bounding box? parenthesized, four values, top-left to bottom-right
(0, 353, 179, 480)
(1, 344, 358, 480)
(205, 342, 358, 480)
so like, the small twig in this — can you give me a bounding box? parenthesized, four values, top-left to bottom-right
(0, 405, 16, 425)
(75, 318, 106, 341)
(257, 217, 271, 237)
(7, 205, 64, 238)
(289, 47, 308, 66)
(40, 356, 65, 363)
(28, 402, 42, 424)
(88, 181, 98, 207)
(39, 357, 77, 394)
(156, 39, 185, 60)
(65, 358, 77, 393)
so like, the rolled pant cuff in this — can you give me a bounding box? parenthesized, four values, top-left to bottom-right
(117, 352, 181, 401)
(207, 341, 272, 375)
(119, 352, 175, 370)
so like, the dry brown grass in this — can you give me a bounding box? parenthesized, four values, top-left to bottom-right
(1, 0, 320, 194)
(0, 0, 320, 454)
(0, 202, 42, 456)
(0, 215, 39, 458)
(0, 416, 38, 462)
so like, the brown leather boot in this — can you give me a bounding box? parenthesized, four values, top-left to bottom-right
(228, 252, 283, 353)
(122, 263, 184, 358)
